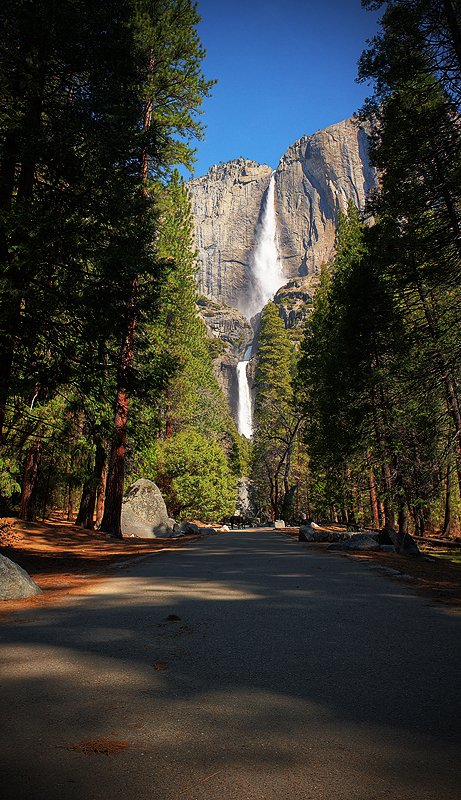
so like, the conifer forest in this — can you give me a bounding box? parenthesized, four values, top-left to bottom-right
(2, 0, 461, 539)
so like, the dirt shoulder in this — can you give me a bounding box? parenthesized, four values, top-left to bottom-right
(0, 516, 202, 617)
(281, 527, 461, 611)
(1, 517, 461, 616)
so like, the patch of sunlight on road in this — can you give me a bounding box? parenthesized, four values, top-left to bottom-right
(0, 643, 153, 685)
(86, 577, 262, 604)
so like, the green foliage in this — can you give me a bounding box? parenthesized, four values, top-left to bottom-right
(207, 337, 228, 359)
(0, 455, 21, 501)
(139, 430, 237, 521)
(251, 302, 303, 521)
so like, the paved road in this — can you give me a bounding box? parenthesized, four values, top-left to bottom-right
(1, 528, 461, 800)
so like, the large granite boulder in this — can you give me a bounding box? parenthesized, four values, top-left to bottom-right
(121, 479, 175, 538)
(0, 554, 42, 600)
(379, 525, 420, 556)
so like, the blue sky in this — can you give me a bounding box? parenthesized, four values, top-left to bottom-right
(186, 0, 382, 178)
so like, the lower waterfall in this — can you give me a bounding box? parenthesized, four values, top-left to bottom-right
(237, 345, 253, 439)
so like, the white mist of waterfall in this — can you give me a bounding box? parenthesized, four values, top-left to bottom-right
(242, 173, 285, 320)
(237, 345, 253, 439)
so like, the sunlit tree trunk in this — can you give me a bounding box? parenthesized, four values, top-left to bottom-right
(20, 433, 42, 521)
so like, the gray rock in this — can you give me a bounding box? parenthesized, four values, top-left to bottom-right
(177, 522, 217, 537)
(0, 554, 42, 600)
(299, 524, 350, 543)
(299, 525, 314, 542)
(327, 534, 381, 552)
(199, 527, 217, 536)
(121, 479, 174, 538)
(178, 521, 201, 536)
(347, 534, 380, 551)
(379, 525, 420, 556)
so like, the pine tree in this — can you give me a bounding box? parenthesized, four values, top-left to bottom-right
(358, 0, 461, 526)
(100, 0, 216, 537)
(251, 302, 302, 521)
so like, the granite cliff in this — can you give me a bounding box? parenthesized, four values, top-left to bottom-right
(187, 117, 377, 313)
(188, 159, 273, 309)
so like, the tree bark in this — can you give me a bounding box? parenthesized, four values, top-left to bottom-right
(95, 461, 107, 528)
(367, 459, 380, 529)
(76, 433, 107, 529)
(443, 459, 452, 537)
(20, 434, 42, 521)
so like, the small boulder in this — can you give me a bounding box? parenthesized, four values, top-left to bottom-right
(0, 554, 42, 600)
(347, 533, 380, 551)
(327, 534, 380, 552)
(299, 525, 314, 542)
(299, 524, 350, 543)
(178, 521, 200, 536)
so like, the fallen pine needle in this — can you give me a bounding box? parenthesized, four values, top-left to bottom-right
(173, 770, 223, 797)
(56, 738, 130, 756)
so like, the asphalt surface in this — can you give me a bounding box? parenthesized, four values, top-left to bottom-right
(1, 527, 461, 800)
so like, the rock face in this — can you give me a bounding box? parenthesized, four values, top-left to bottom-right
(188, 159, 273, 308)
(0, 554, 42, 600)
(187, 118, 377, 313)
(197, 297, 254, 416)
(121, 479, 175, 538)
(274, 118, 376, 276)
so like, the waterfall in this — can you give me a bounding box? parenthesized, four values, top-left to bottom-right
(237, 345, 253, 439)
(242, 173, 285, 321)
(236, 174, 284, 438)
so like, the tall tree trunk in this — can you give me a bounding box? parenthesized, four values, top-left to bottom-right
(76, 433, 107, 529)
(443, 459, 452, 537)
(20, 433, 42, 521)
(96, 460, 107, 528)
(367, 458, 380, 529)
(398, 496, 408, 537)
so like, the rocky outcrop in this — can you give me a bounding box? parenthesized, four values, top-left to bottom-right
(379, 525, 421, 556)
(272, 275, 319, 347)
(187, 118, 377, 314)
(197, 298, 254, 415)
(188, 159, 273, 308)
(197, 298, 253, 357)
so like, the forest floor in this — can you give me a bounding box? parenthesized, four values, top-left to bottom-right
(1, 516, 461, 617)
(0, 515, 203, 618)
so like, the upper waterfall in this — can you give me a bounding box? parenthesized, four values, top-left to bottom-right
(241, 173, 285, 320)
(236, 176, 285, 438)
